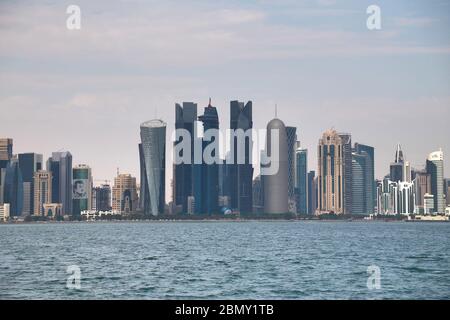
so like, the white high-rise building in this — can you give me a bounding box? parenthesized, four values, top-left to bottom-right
(426, 149, 445, 213)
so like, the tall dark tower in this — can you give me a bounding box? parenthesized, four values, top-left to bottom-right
(390, 144, 404, 182)
(47, 151, 72, 215)
(285, 126, 297, 212)
(229, 100, 253, 214)
(174, 102, 197, 213)
(196, 99, 219, 214)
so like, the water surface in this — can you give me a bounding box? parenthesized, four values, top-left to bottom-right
(0, 221, 449, 299)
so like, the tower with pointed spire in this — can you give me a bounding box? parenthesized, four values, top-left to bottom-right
(193, 98, 219, 214)
(390, 144, 405, 182)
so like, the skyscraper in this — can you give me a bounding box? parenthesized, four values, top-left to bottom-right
(390, 144, 404, 182)
(18, 153, 43, 216)
(307, 171, 317, 214)
(377, 178, 399, 215)
(47, 152, 72, 215)
(340, 133, 352, 214)
(286, 127, 297, 213)
(317, 129, 352, 215)
(112, 173, 138, 214)
(33, 170, 52, 216)
(0, 138, 13, 171)
(397, 181, 416, 215)
(174, 102, 197, 213)
(252, 175, 264, 213)
(295, 148, 308, 214)
(3, 159, 23, 217)
(93, 184, 112, 212)
(354, 143, 375, 214)
(351, 152, 367, 214)
(426, 149, 445, 213)
(72, 164, 93, 216)
(263, 118, 288, 214)
(194, 99, 220, 214)
(140, 119, 166, 216)
(0, 138, 13, 204)
(445, 178, 450, 207)
(414, 170, 431, 214)
(229, 100, 253, 214)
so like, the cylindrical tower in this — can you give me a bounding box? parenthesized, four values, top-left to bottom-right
(264, 118, 288, 214)
(140, 119, 166, 216)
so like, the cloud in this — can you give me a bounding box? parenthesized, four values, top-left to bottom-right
(0, 0, 448, 76)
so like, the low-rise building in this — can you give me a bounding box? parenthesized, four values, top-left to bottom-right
(0, 203, 10, 221)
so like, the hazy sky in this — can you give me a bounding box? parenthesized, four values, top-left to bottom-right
(1, 0, 449, 199)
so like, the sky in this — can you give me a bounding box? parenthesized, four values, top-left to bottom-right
(0, 0, 449, 199)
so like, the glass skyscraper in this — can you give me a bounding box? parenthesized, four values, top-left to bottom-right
(295, 148, 308, 214)
(353, 143, 375, 214)
(140, 119, 166, 216)
(93, 184, 111, 212)
(47, 151, 72, 215)
(194, 100, 219, 214)
(351, 152, 366, 214)
(229, 100, 253, 214)
(307, 171, 316, 214)
(390, 144, 404, 182)
(18, 153, 43, 215)
(3, 160, 23, 216)
(174, 102, 197, 213)
(285, 126, 297, 212)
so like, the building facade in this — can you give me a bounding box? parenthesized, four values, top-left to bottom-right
(33, 170, 52, 216)
(426, 149, 445, 213)
(414, 170, 431, 214)
(445, 178, 450, 207)
(174, 102, 197, 213)
(263, 118, 288, 214)
(140, 119, 166, 216)
(351, 152, 366, 215)
(194, 100, 220, 214)
(18, 153, 43, 216)
(317, 129, 352, 215)
(0, 203, 10, 221)
(354, 143, 375, 214)
(286, 126, 297, 213)
(2, 159, 23, 217)
(72, 164, 93, 217)
(295, 148, 308, 214)
(47, 151, 72, 215)
(112, 173, 138, 214)
(93, 184, 111, 212)
(229, 100, 253, 214)
(0, 138, 13, 171)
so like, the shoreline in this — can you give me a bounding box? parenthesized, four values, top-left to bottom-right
(1, 217, 448, 225)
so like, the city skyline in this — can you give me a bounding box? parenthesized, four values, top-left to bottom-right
(1, 0, 449, 200)
(2, 110, 447, 216)
(1, 110, 448, 202)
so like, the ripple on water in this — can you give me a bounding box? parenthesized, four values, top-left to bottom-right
(0, 221, 449, 299)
